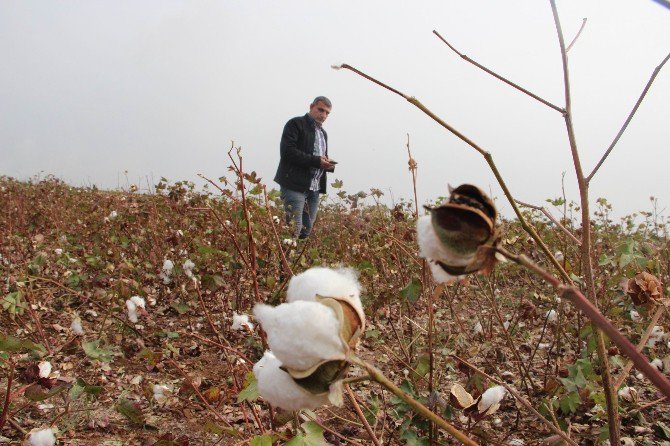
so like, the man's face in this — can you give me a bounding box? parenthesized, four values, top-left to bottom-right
(308, 101, 332, 125)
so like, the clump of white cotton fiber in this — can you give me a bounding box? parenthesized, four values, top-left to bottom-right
(71, 316, 84, 335)
(38, 361, 52, 379)
(286, 267, 363, 315)
(253, 301, 344, 371)
(416, 216, 465, 283)
(126, 296, 146, 323)
(478, 385, 507, 414)
(25, 428, 56, 446)
(182, 259, 195, 278)
(253, 350, 329, 411)
(153, 384, 170, 403)
(232, 312, 254, 331)
(159, 259, 174, 284)
(647, 325, 665, 348)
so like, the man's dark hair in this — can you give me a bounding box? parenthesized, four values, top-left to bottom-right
(311, 96, 332, 108)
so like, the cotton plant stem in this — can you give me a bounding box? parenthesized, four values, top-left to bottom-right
(515, 199, 581, 246)
(262, 185, 293, 277)
(0, 359, 15, 431)
(613, 304, 666, 389)
(335, 64, 570, 284)
(450, 355, 578, 446)
(345, 385, 382, 446)
(586, 51, 670, 183)
(565, 18, 587, 53)
(496, 247, 670, 400)
(432, 30, 564, 113)
(549, 1, 620, 442)
(349, 355, 479, 446)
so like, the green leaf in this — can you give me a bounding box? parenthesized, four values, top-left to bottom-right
(82, 339, 114, 362)
(170, 301, 190, 315)
(69, 378, 103, 400)
(285, 421, 329, 446)
(401, 430, 429, 446)
(654, 421, 670, 440)
(202, 274, 226, 291)
(558, 391, 581, 414)
(237, 371, 258, 403)
(115, 397, 145, 426)
(412, 354, 430, 380)
(0, 333, 46, 354)
(250, 435, 278, 446)
(400, 277, 422, 304)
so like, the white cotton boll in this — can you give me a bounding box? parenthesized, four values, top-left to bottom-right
(473, 321, 483, 335)
(416, 215, 473, 268)
(651, 358, 664, 371)
(272, 215, 280, 224)
(232, 313, 254, 331)
(503, 321, 510, 330)
(630, 309, 641, 322)
(108, 210, 118, 220)
(153, 384, 170, 403)
(54, 248, 63, 256)
(554, 251, 564, 263)
(38, 361, 52, 378)
(71, 316, 84, 335)
(182, 259, 195, 278)
(538, 342, 552, 350)
(253, 351, 330, 411)
(130, 296, 145, 309)
(545, 309, 558, 323)
(618, 386, 638, 402)
(254, 301, 344, 371)
(26, 428, 56, 446)
(647, 325, 665, 348)
(126, 299, 139, 323)
(508, 440, 525, 446)
(286, 267, 363, 318)
(478, 385, 506, 413)
(162, 259, 174, 272)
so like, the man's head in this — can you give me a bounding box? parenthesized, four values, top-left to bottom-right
(308, 96, 332, 126)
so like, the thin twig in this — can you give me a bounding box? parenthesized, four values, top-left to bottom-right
(586, 51, 670, 182)
(565, 18, 587, 53)
(0, 359, 15, 430)
(515, 199, 581, 246)
(345, 385, 382, 446)
(432, 30, 564, 113)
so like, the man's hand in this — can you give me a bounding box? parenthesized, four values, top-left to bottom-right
(319, 156, 336, 170)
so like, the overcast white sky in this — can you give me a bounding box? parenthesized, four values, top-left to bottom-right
(1, 1, 668, 219)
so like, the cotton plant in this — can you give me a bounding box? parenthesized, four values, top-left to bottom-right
(159, 259, 174, 284)
(126, 296, 146, 323)
(417, 184, 500, 284)
(231, 312, 254, 331)
(253, 267, 365, 410)
(182, 259, 195, 278)
(25, 428, 56, 446)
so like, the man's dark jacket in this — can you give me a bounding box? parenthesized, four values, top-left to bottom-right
(274, 114, 331, 194)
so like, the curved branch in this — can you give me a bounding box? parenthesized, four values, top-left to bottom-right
(334, 63, 570, 282)
(565, 18, 587, 53)
(432, 30, 565, 113)
(586, 51, 670, 183)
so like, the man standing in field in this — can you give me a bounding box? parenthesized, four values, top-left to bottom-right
(274, 96, 336, 240)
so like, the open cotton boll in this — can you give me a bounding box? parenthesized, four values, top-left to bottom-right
(478, 385, 506, 413)
(254, 301, 344, 371)
(160, 259, 174, 284)
(71, 316, 84, 335)
(153, 384, 170, 403)
(647, 325, 665, 348)
(473, 321, 483, 335)
(232, 312, 254, 331)
(629, 309, 641, 322)
(126, 299, 139, 323)
(545, 309, 558, 323)
(253, 351, 330, 411)
(416, 216, 466, 283)
(183, 259, 195, 278)
(26, 428, 56, 446)
(38, 361, 52, 378)
(554, 251, 564, 263)
(651, 358, 664, 371)
(130, 296, 146, 309)
(287, 267, 361, 303)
